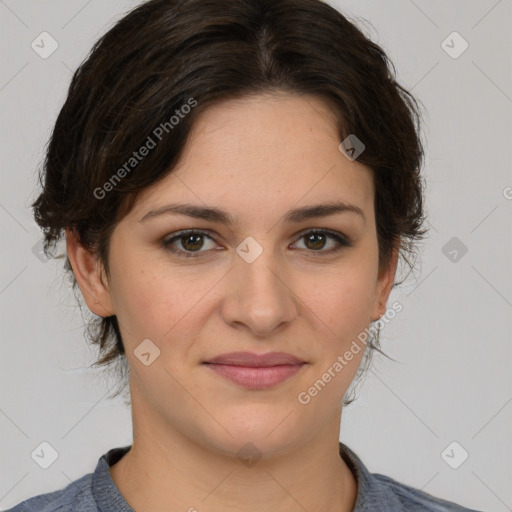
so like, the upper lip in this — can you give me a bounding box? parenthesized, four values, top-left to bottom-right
(204, 351, 305, 367)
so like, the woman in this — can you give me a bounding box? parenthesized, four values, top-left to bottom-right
(7, 0, 482, 510)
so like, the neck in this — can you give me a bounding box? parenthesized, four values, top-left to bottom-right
(110, 411, 357, 512)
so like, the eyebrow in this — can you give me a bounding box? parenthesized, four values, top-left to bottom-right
(139, 201, 365, 225)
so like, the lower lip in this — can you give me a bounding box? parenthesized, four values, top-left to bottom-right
(204, 363, 305, 389)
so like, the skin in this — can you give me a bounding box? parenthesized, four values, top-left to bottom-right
(67, 92, 398, 512)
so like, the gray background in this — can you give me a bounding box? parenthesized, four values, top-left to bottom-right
(0, 0, 511, 510)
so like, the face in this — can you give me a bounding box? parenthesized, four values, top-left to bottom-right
(69, 92, 397, 458)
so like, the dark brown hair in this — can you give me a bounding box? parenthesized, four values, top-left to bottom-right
(32, 0, 427, 402)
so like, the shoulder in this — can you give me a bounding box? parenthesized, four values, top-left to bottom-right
(371, 472, 483, 511)
(4, 474, 95, 512)
(339, 443, 483, 512)
(4, 446, 131, 512)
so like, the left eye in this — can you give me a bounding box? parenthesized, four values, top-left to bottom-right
(293, 231, 349, 253)
(162, 229, 351, 258)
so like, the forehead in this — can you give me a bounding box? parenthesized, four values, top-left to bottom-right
(128, 93, 375, 223)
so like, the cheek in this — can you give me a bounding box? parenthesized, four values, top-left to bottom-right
(303, 259, 378, 342)
(109, 267, 160, 336)
(108, 252, 218, 351)
(106, 243, 168, 342)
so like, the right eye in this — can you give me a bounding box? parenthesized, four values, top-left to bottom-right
(162, 230, 219, 258)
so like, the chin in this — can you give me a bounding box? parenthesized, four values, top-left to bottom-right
(200, 410, 307, 460)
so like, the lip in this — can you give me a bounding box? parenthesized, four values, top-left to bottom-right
(204, 351, 305, 367)
(203, 351, 306, 389)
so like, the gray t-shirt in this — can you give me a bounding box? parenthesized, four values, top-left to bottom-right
(6, 443, 482, 511)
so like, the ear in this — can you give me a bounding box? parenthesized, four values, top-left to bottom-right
(65, 228, 115, 317)
(370, 242, 399, 322)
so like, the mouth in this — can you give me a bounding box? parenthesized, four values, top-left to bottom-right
(202, 351, 307, 389)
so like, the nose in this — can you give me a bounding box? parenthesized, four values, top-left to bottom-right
(220, 245, 298, 337)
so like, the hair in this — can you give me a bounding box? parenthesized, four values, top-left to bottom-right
(32, 0, 428, 404)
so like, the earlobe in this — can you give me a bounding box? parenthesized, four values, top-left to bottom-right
(370, 243, 399, 321)
(65, 228, 115, 317)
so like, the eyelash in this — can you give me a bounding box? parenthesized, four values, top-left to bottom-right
(162, 229, 352, 259)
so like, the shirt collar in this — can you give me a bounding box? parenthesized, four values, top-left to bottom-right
(92, 445, 134, 512)
(338, 442, 403, 510)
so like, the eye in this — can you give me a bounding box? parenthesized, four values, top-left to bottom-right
(291, 229, 352, 255)
(162, 229, 352, 259)
(162, 230, 218, 258)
